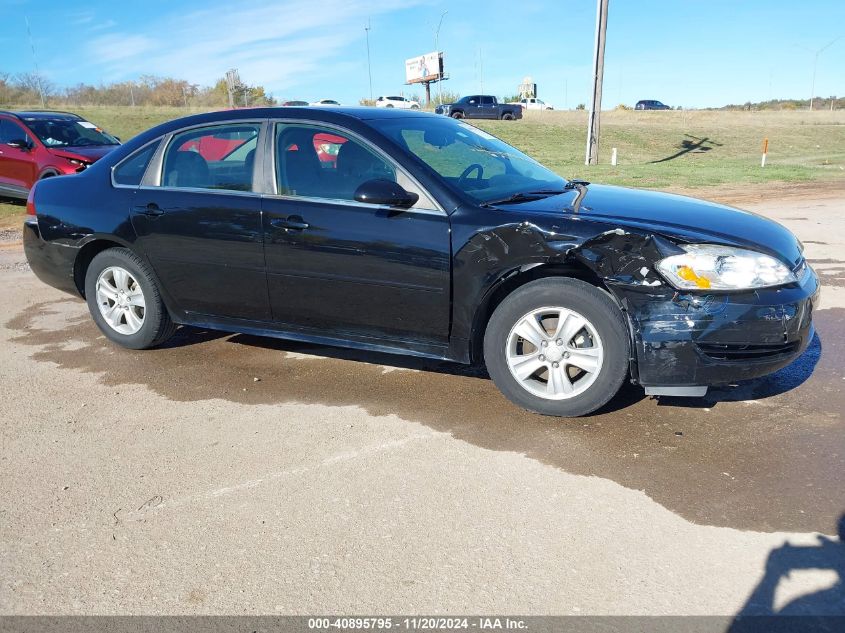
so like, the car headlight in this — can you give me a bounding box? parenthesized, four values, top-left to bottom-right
(656, 244, 797, 290)
(66, 158, 90, 167)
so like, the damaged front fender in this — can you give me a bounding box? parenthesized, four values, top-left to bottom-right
(450, 208, 684, 363)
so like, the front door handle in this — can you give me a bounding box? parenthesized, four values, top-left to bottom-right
(270, 216, 309, 231)
(134, 203, 165, 217)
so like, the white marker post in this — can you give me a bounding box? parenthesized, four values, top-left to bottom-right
(761, 138, 768, 167)
(611, 147, 618, 166)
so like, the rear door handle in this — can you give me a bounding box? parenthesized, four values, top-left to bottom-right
(270, 216, 309, 231)
(133, 203, 165, 217)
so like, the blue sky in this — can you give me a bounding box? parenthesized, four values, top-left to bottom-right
(2, 0, 844, 108)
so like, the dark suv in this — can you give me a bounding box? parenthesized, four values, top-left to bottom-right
(635, 100, 671, 110)
(0, 110, 120, 199)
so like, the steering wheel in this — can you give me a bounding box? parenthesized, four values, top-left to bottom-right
(458, 163, 484, 186)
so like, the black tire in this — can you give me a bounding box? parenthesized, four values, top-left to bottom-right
(84, 247, 176, 350)
(385, 104, 394, 108)
(483, 277, 629, 417)
(502, 112, 514, 120)
(450, 111, 464, 119)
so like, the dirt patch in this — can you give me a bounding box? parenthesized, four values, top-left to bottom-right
(0, 228, 22, 245)
(667, 180, 845, 206)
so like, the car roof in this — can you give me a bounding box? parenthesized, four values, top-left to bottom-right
(178, 106, 431, 124)
(0, 110, 84, 121)
(107, 106, 442, 164)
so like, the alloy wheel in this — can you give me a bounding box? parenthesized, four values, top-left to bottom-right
(505, 306, 604, 400)
(95, 266, 146, 335)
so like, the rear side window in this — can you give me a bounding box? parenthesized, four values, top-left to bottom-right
(0, 118, 31, 145)
(481, 96, 494, 105)
(113, 142, 158, 186)
(161, 123, 260, 191)
(0, 119, 13, 143)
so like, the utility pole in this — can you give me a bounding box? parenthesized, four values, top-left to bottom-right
(24, 16, 46, 108)
(225, 69, 239, 109)
(365, 20, 373, 102)
(434, 11, 448, 106)
(809, 36, 841, 110)
(585, 0, 609, 165)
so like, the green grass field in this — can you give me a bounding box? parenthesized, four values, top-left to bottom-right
(2, 106, 844, 227)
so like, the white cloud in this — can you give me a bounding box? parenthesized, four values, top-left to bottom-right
(77, 0, 432, 94)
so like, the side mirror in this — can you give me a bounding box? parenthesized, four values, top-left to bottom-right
(7, 139, 31, 151)
(354, 179, 419, 209)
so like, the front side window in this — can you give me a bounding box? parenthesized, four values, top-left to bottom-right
(113, 142, 158, 186)
(274, 123, 395, 201)
(370, 116, 565, 204)
(161, 123, 259, 191)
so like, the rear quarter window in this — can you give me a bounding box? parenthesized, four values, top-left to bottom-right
(113, 142, 159, 186)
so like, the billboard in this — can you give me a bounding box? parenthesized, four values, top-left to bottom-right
(405, 51, 443, 84)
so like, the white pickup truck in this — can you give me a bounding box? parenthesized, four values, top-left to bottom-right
(519, 97, 554, 111)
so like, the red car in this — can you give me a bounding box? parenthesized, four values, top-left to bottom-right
(0, 110, 120, 200)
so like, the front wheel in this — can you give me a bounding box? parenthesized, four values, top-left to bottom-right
(483, 278, 629, 417)
(84, 247, 176, 350)
(450, 111, 464, 119)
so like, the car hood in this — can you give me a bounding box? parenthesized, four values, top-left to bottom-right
(47, 145, 119, 162)
(509, 184, 804, 267)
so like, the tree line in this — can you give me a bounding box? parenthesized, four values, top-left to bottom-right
(0, 72, 277, 108)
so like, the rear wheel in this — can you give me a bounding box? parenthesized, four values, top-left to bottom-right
(84, 248, 176, 350)
(502, 112, 515, 120)
(483, 278, 629, 417)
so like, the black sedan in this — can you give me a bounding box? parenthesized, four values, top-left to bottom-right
(23, 107, 819, 416)
(635, 100, 671, 110)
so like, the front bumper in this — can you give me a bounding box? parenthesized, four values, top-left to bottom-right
(618, 264, 820, 389)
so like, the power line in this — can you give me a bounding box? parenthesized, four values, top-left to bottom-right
(809, 36, 842, 111)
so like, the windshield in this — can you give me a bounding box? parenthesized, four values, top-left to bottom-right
(23, 118, 119, 148)
(370, 116, 565, 204)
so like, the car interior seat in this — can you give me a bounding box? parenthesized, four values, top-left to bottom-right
(335, 142, 392, 197)
(166, 151, 211, 189)
(279, 130, 322, 196)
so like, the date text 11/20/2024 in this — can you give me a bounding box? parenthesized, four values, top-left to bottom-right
(308, 617, 527, 630)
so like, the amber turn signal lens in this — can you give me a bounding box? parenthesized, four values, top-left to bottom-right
(677, 265, 711, 289)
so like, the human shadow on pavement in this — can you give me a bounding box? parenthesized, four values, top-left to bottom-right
(728, 513, 845, 632)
